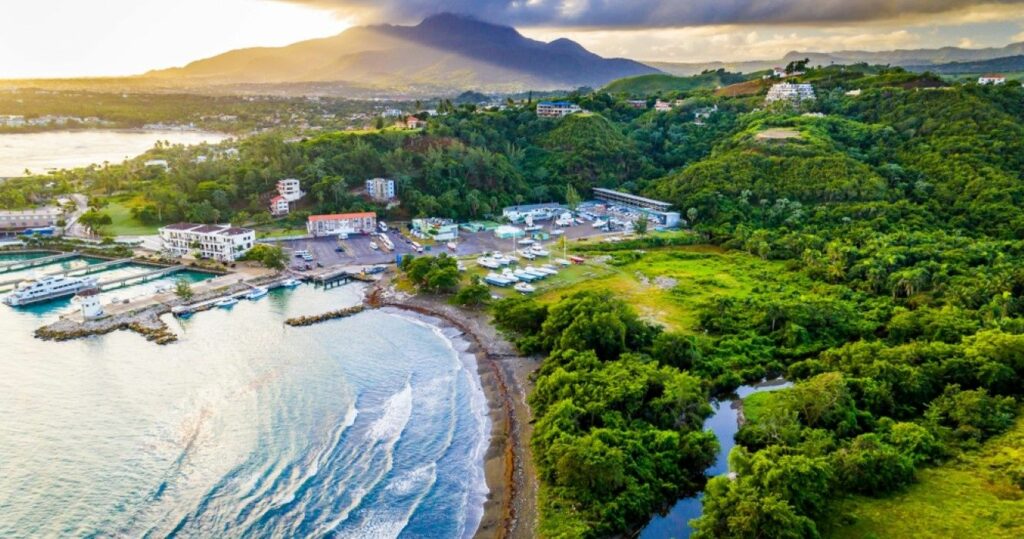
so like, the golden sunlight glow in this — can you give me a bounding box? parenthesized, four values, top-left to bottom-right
(0, 0, 351, 78)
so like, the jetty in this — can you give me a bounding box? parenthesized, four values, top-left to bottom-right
(308, 266, 383, 289)
(0, 252, 78, 274)
(97, 265, 186, 291)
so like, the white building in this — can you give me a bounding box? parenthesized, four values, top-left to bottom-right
(654, 100, 673, 113)
(978, 74, 1007, 85)
(270, 196, 290, 217)
(502, 203, 565, 224)
(144, 159, 170, 170)
(766, 83, 816, 103)
(159, 223, 256, 262)
(276, 178, 304, 202)
(365, 178, 396, 202)
(412, 218, 459, 241)
(307, 212, 377, 237)
(536, 102, 583, 118)
(77, 289, 103, 319)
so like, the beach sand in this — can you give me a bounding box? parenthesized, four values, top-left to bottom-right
(375, 291, 539, 539)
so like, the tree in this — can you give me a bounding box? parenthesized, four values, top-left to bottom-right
(565, 183, 582, 211)
(451, 277, 491, 307)
(633, 216, 649, 236)
(241, 244, 287, 270)
(78, 210, 112, 234)
(174, 278, 194, 301)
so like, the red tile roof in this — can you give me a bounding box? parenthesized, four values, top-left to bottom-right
(308, 212, 376, 222)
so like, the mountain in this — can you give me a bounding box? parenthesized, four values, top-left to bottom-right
(145, 13, 658, 92)
(905, 55, 1024, 75)
(650, 41, 1024, 76)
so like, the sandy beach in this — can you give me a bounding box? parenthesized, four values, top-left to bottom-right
(372, 286, 539, 539)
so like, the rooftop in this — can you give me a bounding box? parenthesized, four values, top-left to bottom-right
(308, 212, 376, 222)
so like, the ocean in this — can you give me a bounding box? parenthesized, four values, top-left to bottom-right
(0, 267, 489, 538)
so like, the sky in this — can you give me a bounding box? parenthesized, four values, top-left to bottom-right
(3, 0, 1024, 78)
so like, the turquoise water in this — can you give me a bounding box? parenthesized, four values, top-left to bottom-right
(0, 282, 489, 537)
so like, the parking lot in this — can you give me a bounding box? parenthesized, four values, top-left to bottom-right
(276, 220, 616, 272)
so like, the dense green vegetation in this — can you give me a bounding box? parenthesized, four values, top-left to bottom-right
(494, 291, 717, 537)
(5, 63, 1024, 538)
(602, 69, 752, 96)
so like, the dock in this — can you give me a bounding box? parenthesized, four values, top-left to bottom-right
(308, 267, 381, 290)
(97, 265, 186, 291)
(0, 252, 78, 274)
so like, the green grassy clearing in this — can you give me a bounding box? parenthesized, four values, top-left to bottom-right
(535, 246, 783, 332)
(102, 196, 160, 236)
(829, 416, 1024, 539)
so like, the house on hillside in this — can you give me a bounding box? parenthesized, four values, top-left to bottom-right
(536, 102, 582, 118)
(365, 178, 396, 202)
(766, 83, 816, 103)
(978, 74, 1007, 85)
(400, 115, 426, 129)
(626, 100, 648, 109)
(270, 196, 290, 217)
(269, 178, 304, 216)
(654, 100, 673, 112)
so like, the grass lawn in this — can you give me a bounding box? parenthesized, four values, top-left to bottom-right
(829, 416, 1024, 539)
(535, 246, 783, 332)
(102, 197, 160, 236)
(255, 227, 307, 239)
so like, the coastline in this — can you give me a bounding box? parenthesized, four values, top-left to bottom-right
(374, 291, 539, 539)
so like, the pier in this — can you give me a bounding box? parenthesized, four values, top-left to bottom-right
(97, 265, 186, 291)
(66, 258, 134, 277)
(308, 266, 384, 290)
(0, 252, 78, 274)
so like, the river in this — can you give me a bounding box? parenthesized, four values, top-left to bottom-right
(0, 130, 229, 177)
(641, 380, 793, 538)
(0, 260, 489, 538)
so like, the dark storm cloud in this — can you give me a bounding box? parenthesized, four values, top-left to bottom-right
(281, 0, 1024, 27)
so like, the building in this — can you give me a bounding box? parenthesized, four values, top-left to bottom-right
(0, 207, 63, 232)
(401, 116, 426, 129)
(502, 203, 565, 224)
(592, 188, 681, 227)
(306, 212, 377, 237)
(694, 105, 719, 126)
(158, 223, 255, 262)
(978, 74, 1007, 85)
(276, 178, 304, 202)
(412, 218, 459, 241)
(270, 196, 290, 217)
(766, 83, 816, 103)
(626, 100, 648, 110)
(654, 100, 673, 113)
(365, 178, 397, 202)
(144, 159, 170, 170)
(77, 289, 103, 319)
(536, 101, 583, 118)
(494, 225, 525, 239)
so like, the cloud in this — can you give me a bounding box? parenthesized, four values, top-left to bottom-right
(278, 0, 1024, 28)
(523, 25, 925, 62)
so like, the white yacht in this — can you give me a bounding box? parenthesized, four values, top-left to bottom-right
(281, 278, 301, 288)
(477, 257, 501, 270)
(514, 282, 536, 294)
(216, 297, 239, 308)
(246, 287, 269, 300)
(3, 275, 99, 307)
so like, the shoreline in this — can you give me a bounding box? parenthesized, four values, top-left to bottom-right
(374, 291, 539, 539)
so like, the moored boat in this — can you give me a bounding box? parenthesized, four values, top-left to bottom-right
(2, 275, 100, 307)
(514, 282, 536, 294)
(246, 287, 269, 300)
(216, 297, 239, 308)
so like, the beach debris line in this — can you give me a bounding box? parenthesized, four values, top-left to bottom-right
(284, 305, 366, 327)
